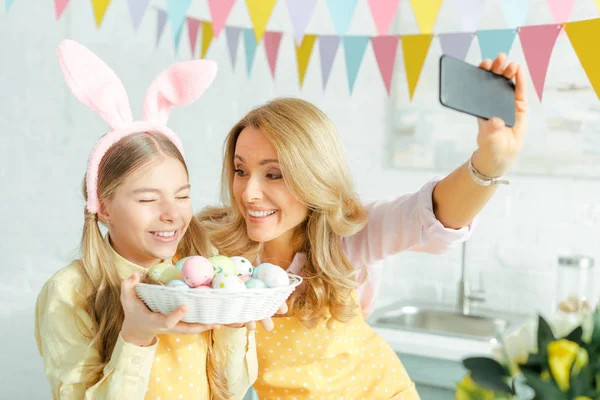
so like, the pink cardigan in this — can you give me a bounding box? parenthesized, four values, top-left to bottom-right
(284, 179, 475, 316)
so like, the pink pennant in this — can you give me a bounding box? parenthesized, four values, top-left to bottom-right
(264, 31, 283, 78)
(54, 0, 70, 20)
(371, 35, 399, 95)
(545, 0, 576, 23)
(367, 0, 400, 35)
(207, 0, 236, 38)
(519, 24, 561, 101)
(187, 17, 201, 57)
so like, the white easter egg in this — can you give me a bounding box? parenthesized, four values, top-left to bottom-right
(256, 263, 289, 288)
(211, 273, 247, 291)
(230, 256, 254, 276)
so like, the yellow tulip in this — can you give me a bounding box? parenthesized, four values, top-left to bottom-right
(455, 375, 495, 400)
(547, 339, 588, 391)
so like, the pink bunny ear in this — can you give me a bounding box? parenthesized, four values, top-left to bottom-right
(57, 39, 133, 129)
(143, 60, 218, 124)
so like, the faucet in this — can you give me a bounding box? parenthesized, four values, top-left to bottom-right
(457, 241, 485, 315)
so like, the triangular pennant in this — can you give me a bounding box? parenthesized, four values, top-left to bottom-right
(167, 0, 192, 49)
(596, 0, 600, 13)
(519, 24, 561, 101)
(187, 17, 201, 57)
(91, 0, 112, 28)
(439, 32, 474, 60)
(226, 26, 242, 68)
(372, 36, 399, 95)
(367, 0, 400, 36)
(319, 35, 341, 90)
(565, 19, 600, 99)
(55, 0, 70, 20)
(243, 28, 259, 76)
(343, 36, 370, 94)
(499, 0, 530, 28)
(156, 9, 168, 47)
(402, 34, 433, 100)
(546, 0, 576, 24)
(201, 22, 214, 59)
(477, 29, 517, 60)
(287, 0, 318, 44)
(5, 0, 15, 11)
(245, 0, 278, 44)
(296, 34, 318, 87)
(126, 0, 149, 31)
(451, 0, 485, 31)
(326, 0, 359, 35)
(207, 0, 235, 38)
(409, 0, 443, 33)
(264, 31, 283, 78)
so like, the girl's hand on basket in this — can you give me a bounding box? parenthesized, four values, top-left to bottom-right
(120, 272, 221, 347)
(224, 302, 289, 331)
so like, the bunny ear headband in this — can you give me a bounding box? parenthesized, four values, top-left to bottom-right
(57, 39, 218, 214)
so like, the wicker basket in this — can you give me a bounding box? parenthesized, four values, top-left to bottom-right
(135, 273, 302, 324)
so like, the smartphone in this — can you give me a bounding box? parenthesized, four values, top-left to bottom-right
(439, 55, 515, 127)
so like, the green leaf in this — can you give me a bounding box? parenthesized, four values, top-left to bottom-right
(570, 363, 595, 398)
(521, 369, 568, 400)
(537, 316, 555, 365)
(519, 353, 543, 374)
(591, 307, 600, 345)
(565, 326, 584, 344)
(463, 357, 510, 377)
(462, 358, 514, 394)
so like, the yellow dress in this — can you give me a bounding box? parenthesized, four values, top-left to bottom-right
(253, 297, 420, 399)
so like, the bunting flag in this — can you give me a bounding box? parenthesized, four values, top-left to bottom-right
(409, 0, 443, 33)
(343, 36, 370, 94)
(319, 35, 341, 90)
(546, 0, 576, 24)
(499, 0, 530, 28)
(5, 0, 14, 11)
(201, 22, 214, 59)
(264, 31, 283, 78)
(243, 28, 259, 76)
(326, 0, 359, 36)
(519, 24, 561, 101)
(402, 34, 433, 100)
(296, 34, 317, 87)
(596, 0, 600, 13)
(565, 19, 600, 99)
(167, 0, 191, 49)
(187, 17, 201, 56)
(452, 0, 485, 31)
(439, 32, 474, 60)
(367, 0, 401, 36)
(287, 0, 318, 45)
(477, 29, 517, 60)
(55, 0, 70, 20)
(91, 0, 112, 28)
(226, 26, 242, 68)
(207, 0, 235, 38)
(372, 36, 399, 95)
(126, 0, 148, 31)
(156, 9, 168, 46)
(245, 0, 277, 44)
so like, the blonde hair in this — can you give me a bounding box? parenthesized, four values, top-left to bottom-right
(78, 131, 229, 399)
(198, 98, 368, 327)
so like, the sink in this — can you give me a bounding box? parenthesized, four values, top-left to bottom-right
(369, 303, 529, 342)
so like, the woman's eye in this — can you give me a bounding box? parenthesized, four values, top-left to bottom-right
(267, 173, 283, 180)
(234, 169, 247, 177)
(138, 199, 156, 203)
(177, 196, 190, 200)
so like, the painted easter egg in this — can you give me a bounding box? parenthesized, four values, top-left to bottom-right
(211, 272, 247, 291)
(230, 256, 254, 276)
(148, 263, 183, 284)
(174, 256, 191, 271)
(255, 263, 289, 288)
(244, 278, 267, 289)
(167, 280, 188, 288)
(181, 256, 214, 288)
(251, 262, 276, 279)
(208, 255, 237, 275)
(239, 275, 252, 283)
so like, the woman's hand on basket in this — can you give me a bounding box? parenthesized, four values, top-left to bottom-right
(120, 272, 221, 347)
(224, 302, 289, 331)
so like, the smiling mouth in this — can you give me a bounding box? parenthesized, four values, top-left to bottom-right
(248, 210, 277, 218)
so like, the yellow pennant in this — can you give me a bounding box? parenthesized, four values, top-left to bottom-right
(409, 0, 443, 33)
(245, 0, 277, 44)
(402, 34, 433, 100)
(596, 0, 600, 12)
(296, 35, 317, 87)
(201, 22, 214, 59)
(565, 19, 600, 99)
(91, 0, 112, 28)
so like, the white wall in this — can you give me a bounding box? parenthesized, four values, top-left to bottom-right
(2, 0, 599, 398)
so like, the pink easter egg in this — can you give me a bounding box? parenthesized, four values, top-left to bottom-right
(182, 256, 215, 288)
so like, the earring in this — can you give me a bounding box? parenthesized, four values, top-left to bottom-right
(106, 220, 110, 225)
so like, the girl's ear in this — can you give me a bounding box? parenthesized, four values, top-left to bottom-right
(97, 199, 111, 224)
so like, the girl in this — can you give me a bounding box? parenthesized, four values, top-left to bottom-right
(198, 53, 528, 399)
(35, 40, 258, 400)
